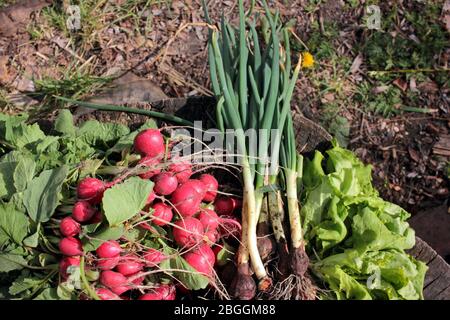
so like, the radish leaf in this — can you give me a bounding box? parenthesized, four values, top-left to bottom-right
(55, 110, 76, 136)
(0, 253, 27, 272)
(77, 120, 130, 146)
(13, 157, 36, 193)
(23, 166, 68, 223)
(102, 176, 153, 226)
(160, 252, 209, 291)
(82, 224, 124, 252)
(0, 203, 29, 245)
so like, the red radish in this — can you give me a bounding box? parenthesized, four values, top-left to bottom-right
(184, 179, 207, 199)
(88, 210, 103, 224)
(205, 230, 219, 243)
(59, 237, 83, 256)
(100, 270, 127, 289)
(146, 191, 156, 205)
(183, 244, 215, 275)
(153, 172, 178, 196)
(171, 183, 202, 217)
(138, 284, 176, 300)
(134, 129, 165, 158)
(218, 215, 242, 239)
(138, 157, 161, 179)
(214, 196, 235, 215)
(138, 221, 153, 232)
(60, 217, 80, 237)
(199, 174, 218, 202)
(97, 256, 120, 270)
(110, 285, 131, 295)
(150, 202, 173, 226)
(96, 240, 122, 258)
(232, 198, 243, 209)
(131, 275, 145, 286)
(159, 284, 176, 300)
(197, 244, 216, 265)
(197, 209, 220, 231)
(173, 217, 204, 248)
(138, 293, 160, 300)
(76, 177, 105, 204)
(96, 288, 121, 300)
(59, 256, 80, 278)
(143, 248, 167, 267)
(169, 161, 192, 184)
(72, 201, 97, 223)
(116, 255, 144, 276)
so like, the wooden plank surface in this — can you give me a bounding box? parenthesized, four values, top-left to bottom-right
(409, 237, 450, 300)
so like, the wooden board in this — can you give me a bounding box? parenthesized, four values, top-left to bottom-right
(408, 237, 450, 300)
(67, 95, 450, 300)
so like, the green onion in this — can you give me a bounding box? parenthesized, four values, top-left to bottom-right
(54, 96, 194, 127)
(205, 0, 312, 297)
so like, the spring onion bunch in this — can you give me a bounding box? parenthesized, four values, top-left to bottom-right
(204, 0, 315, 299)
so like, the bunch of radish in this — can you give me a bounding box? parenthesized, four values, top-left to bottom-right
(57, 128, 242, 300)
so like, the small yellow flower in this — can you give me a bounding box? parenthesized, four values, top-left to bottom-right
(301, 52, 315, 68)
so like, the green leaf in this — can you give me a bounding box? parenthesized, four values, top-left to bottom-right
(82, 222, 102, 234)
(38, 253, 58, 267)
(5, 122, 46, 149)
(350, 207, 415, 252)
(23, 223, 40, 248)
(102, 177, 153, 226)
(175, 257, 209, 290)
(0, 161, 17, 199)
(123, 227, 147, 243)
(0, 253, 27, 272)
(304, 144, 427, 299)
(0, 113, 28, 137)
(65, 265, 82, 290)
(303, 150, 325, 189)
(9, 275, 43, 295)
(316, 264, 372, 300)
(78, 159, 104, 179)
(33, 287, 59, 300)
(160, 250, 209, 290)
(56, 282, 76, 300)
(10, 192, 26, 213)
(59, 137, 96, 166)
(215, 242, 235, 267)
(23, 166, 68, 223)
(0, 203, 29, 246)
(82, 224, 125, 252)
(34, 136, 60, 154)
(13, 157, 36, 193)
(77, 120, 130, 146)
(85, 269, 99, 281)
(55, 110, 76, 135)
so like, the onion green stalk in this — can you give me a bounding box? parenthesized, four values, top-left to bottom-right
(205, 0, 311, 298)
(208, 3, 269, 292)
(54, 96, 194, 127)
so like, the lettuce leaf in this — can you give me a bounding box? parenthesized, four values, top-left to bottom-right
(302, 141, 427, 300)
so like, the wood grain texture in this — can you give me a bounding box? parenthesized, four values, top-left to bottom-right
(408, 237, 450, 300)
